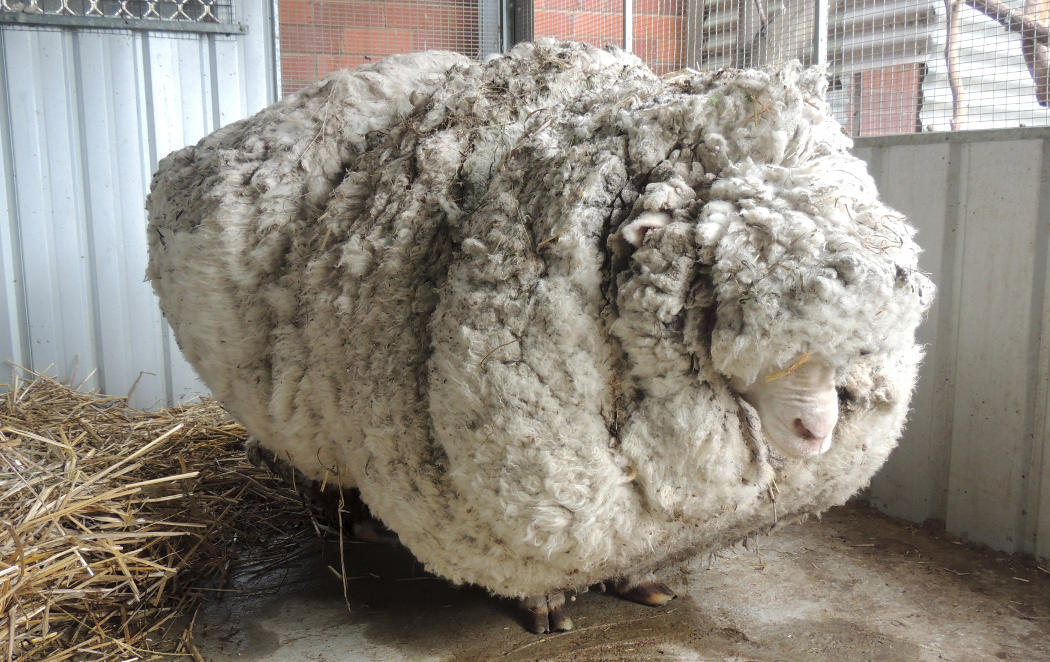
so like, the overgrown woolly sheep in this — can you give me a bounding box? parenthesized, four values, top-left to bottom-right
(146, 40, 934, 632)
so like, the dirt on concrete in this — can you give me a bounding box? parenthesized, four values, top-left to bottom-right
(192, 501, 1050, 661)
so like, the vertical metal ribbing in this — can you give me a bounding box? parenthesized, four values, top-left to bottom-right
(139, 31, 175, 407)
(0, 27, 30, 373)
(70, 30, 107, 393)
(1024, 137, 1050, 559)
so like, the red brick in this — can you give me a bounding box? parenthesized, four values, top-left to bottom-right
(323, 54, 375, 71)
(634, 14, 682, 39)
(281, 53, 317, 82)
(314, 0, 384, 27)
(282, 24, 343, 53)
(534, 10, 576, 37)
(574, 11, 623, 37)
(534, 0, 576, 9)
(278, 0, 313, 25)
(633, 0, 684, 15)
(655, 37, 683, 62)
(343, 27, 415, 55)
(317, 53, 369, 75)
(283, 79, 313, 95)
(534, 0, 623, 11)
(631, 37, 659, 60)
(383, 2, 475, 31)
(411, 29, 478, 53)
(844, 63, 921, 137)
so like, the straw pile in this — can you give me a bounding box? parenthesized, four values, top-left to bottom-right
(0, 374, 313, 661)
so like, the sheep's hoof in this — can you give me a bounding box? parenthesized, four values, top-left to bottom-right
(519, 592, 574, 633)
(613, 578, 676, 607)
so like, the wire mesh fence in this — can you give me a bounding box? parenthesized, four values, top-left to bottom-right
(533, 1, 625, 51)
(282, 0, 1050, 135)
(532, 1, 687, 74)
(279, 0, 482, 94)
(0, 0, 233, 21)
(634, 1, 689, 74)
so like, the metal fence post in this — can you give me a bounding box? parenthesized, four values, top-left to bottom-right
(502, 0, 533, 51)
(624, 0, 633, 53)
(480, 0, 502, 56)
(813, 0, 829, 66)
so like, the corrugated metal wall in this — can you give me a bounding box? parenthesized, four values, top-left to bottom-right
(0, 3, 277, 408)
(856, 128, 1050, 561)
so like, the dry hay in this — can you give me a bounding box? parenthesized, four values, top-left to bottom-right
(0, 373, 313, 661)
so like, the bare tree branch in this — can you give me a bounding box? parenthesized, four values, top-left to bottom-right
(1022, 0, 1049, 106)
(945, 0, 967, 129)
(964, 0, 1050, 43)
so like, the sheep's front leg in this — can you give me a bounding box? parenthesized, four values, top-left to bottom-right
(519, 591, 574, 633)
(611, 574, 676, 606)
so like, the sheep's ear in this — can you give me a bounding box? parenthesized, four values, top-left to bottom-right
(620, 212, 671, 247)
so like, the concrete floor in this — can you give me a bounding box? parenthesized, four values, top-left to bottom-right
(194, 502, 1050, 661)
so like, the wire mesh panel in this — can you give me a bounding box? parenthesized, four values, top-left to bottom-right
(281, 0, 1049, 133)
(827, 1, 939, 136)
(686, 0, 816, 69)
(279, 0, 481, 95)
(533, 0, 624, 49)
(634, 0, 688, 73)
(923, 0, 1050, 130)
(681, 0, 1048, 134)
(0, 0, 233, 21)
(532, 1, 687, 73)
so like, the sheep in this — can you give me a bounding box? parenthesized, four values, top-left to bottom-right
(145, 40, 934, 633)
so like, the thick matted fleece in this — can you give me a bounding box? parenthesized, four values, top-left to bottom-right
(146, 40, 933, 599)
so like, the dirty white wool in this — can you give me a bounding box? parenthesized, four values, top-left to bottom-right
(147, 40, 933, 599)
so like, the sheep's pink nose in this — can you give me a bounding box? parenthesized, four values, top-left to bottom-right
(794, 412, 835, 441)
(793, 418, 817, 440)
(791, 416, 834, 455)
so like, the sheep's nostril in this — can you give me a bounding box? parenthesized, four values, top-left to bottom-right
(793, 418, 816, 440)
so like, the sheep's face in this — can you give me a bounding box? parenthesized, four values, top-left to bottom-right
(616, 213, 841, 458)
(736, 358, 839, 458)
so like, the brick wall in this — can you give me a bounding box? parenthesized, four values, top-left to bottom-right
(279, 0, 479, 95)
(841, 63, 923, 137)
(279, 1, 690, 94)
(533, 0, 685, 74)
(279, 3, 920, 136)
(534, 0, 623, 48)
(633, 0, 685, 75)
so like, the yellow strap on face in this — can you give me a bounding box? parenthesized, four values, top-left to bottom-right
(764, 353, 811, 383)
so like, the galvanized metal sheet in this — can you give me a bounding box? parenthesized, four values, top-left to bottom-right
(1032, 139, 1050, 561)
(0, 3, 276, 407)
(75, 30, 170, 407)
(946, 138, 1043, 552)
(4, 27, 99, 390)
(859, 129, 1050, 560)
(0, 31, 25, 381)
(862, 140, 954, 526)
